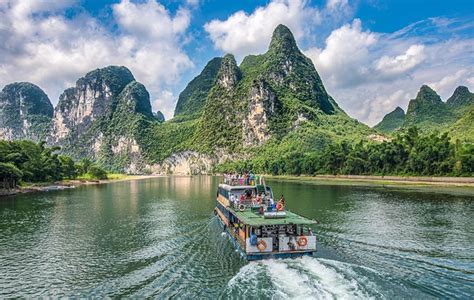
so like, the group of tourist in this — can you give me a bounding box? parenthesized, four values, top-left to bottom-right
(228, 190, 286, 213)
(264, 194, 286, 213)
(223, 172, 260, 186)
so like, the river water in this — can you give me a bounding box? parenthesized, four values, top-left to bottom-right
(0, 176, 473, 298)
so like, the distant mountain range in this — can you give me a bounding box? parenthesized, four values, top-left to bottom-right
(0, 25, 472, 174)
(374, 85, 474, 141)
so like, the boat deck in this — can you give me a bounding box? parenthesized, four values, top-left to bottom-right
(229, 208, 316, 226)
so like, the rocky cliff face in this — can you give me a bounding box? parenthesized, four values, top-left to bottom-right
(216, 54, 241, 90)
(50, 66, 135, 143)
(49, 66, 156, 171)
(0, 82, 53, 141)
(242, 78, 277, 146)
(190, 24, 361, 152)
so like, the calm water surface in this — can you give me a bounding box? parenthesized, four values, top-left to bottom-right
(0, 176, 473, 298)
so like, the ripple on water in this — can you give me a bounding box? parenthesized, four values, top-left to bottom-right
(1, 177, 472, 298)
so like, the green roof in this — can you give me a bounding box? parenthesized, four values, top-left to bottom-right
(231, 208, 316, 226)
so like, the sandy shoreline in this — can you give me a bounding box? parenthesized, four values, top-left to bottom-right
(265, 174, 474, 188)
(0, 174, 164, 197)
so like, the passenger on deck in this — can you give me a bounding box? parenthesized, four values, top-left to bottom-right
(276, 195, 285, 211)
(279, 194, 285, 206)
(245, 189, 252, 199)
(230, 193, 237, 204)
(287, 236, 296, 250)
(239, 194, 245, 203)
(256, 193, 262, 204)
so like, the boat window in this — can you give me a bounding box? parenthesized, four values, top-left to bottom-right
(218, 187, 229, 199)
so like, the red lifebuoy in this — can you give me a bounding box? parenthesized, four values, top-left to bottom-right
(276, 203, 284, 211)
(257, 240, 267, 251)
(297, 236, 308, 247)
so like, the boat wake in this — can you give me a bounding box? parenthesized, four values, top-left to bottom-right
(224, 256, 384, 299)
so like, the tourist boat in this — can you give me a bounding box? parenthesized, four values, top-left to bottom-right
(214, 177, 317, 260)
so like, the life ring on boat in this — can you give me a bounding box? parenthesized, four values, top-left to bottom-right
(256, 240, 267, 252)
(238, 204, 246, 211)
(276, 203, 284, 211)
(297, 236, 308, 247)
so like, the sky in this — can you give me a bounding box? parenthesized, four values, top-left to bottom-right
(0, 0, 473, 126)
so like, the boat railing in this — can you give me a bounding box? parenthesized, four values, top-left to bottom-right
(231, 199, 259, 209)
(223, 178, 257, 186)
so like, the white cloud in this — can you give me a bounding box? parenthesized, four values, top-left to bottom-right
(113, 1, 190, 38)
(0, 0, 193, 120)
(186, 0, 199, 7)
(304, 18, 474, 126)
(305, 19, 377, 88)
(428, 69, 470, 96)
(362, 90, 411, 126)
(152, 90, 176, 119)
(324, 0, 352, 19)
(204, 0, 321, 60)
(205, 4, 472, 126)
(326, 0, 348, 10)
(375, 44, 426, 76)
(467, 77, 474, 87)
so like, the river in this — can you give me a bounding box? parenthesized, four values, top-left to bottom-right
(0, 176, 473, 298)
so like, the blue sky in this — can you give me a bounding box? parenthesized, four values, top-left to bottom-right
(0, 0, 473, 125)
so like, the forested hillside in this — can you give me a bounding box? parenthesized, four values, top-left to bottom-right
(0, 25, 472, 176)
(375, 85, 474, 142)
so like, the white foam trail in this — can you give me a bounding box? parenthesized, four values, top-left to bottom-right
(225, 257, 382, 299)
(316, 257, 383, 297)
(295, 257, 374, 299)
(263, 259, 328, 299)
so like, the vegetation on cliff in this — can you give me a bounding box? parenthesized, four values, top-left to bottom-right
(182, 24, 372, 156)
(216, 127, 474, 177)
(174, 57, 223, 119)
(374, 107, 405, 133)
(375, 85, 474, 140)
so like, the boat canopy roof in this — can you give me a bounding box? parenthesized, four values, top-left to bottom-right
(230, 208, 316, 226)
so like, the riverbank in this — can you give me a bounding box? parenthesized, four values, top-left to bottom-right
(265, 174, 474, 188)
(0, 174, 164, 197)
